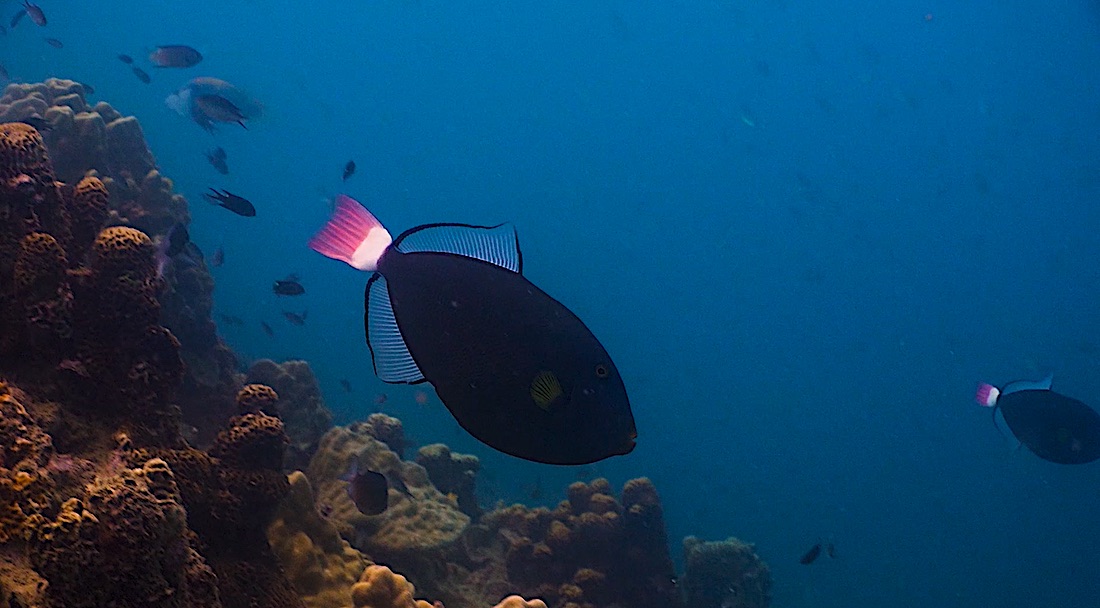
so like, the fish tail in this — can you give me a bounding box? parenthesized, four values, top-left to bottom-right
(975, 382, 999, 407)
(308, 195, 392, 271)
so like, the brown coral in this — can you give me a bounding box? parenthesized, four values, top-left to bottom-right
(350, 565, 433, 608)
(681, 536, 771, 608)
(245, 359, 334, 469)
(69, 175, 110, 256)
(236, 382, 280, 414)
(416, 443, 480, 518)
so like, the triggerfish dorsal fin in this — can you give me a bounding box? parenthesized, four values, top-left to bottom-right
(1001, 372, 1054, 396)
(392, 222, 522, 273)
(365, 274, 425, 384)
(308, 195, 393, 271)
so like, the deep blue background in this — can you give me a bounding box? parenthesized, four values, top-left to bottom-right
(5, 1, 1100, 606)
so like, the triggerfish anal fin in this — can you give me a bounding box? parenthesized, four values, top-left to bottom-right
(393, 222, 522, 273)
(364, 274, 425, 384)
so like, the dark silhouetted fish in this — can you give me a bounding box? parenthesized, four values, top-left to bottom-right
(79, 82, 95, 95)
(205, 146, 228, 174)
(17, 116, 52, 132)
(21, 1, 44, 26)
(282, 310, 307, 326)
(342, 160, 356, 181)
(341, 461, 389, 516)
(0, 63, 10, 84)
(260, 321, 274, 337)
(976, 374, 1100, 464)
(799, 543, 822, 565)
(10, 10, 24, 29)
(273, 276, 305, 296)
(204, 188, 255, 217)
(209, 246, 224, 267)
(194, 94, 247, 129)
(308, 195, 637, 465)
(118, 54, 133, 64)
(44, 37, 62, 49)
(149, 45, 203, 68)
(132, 67, 151, 84)
(340, 378, 352, 392)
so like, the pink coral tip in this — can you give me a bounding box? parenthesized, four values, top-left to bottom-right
(308, 195, 392, 271)
(975, 382, 1000, 407)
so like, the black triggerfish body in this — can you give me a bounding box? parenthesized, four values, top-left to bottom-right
(976, 375, 1100, 464)
(309, 195, 637, 465)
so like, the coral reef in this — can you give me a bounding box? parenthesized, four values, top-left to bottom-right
(681, 536, 771, 608)
(30, 458, 221, 608)
(444, 478, 682, 608)
(416, 443, 481, 518)
(1, 81, 242, 444)
(308, 421, 471, 560)
(268, 471, 369, 608)
(245, 359, 334, 470)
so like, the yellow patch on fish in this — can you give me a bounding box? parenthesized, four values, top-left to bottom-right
(530, 370, 563, 410)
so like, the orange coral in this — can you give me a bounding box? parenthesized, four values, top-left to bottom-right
(212, 411, 289, 470)
(92, 225, 156, 276)
(493, 596, 548, 608)
(350, 565, 433, 608)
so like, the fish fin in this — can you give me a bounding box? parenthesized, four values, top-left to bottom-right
(365, 274, 425, 383)
(309, 195, 392, 271)
(530, 370, 564, 411)
(1002, 373, 1054, 396)
(975, 383, 999, 407)
(392, 223, 522, 273)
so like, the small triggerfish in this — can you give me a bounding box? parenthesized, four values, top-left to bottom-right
(308, 195, 637, 465)
(976, 374, 1100, 465)
(341, 460, 389, 516)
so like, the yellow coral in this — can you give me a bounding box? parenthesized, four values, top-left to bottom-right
(492, 596, 548, 608)
(92, 226, 155, 274)
(350, 565, 418, 608)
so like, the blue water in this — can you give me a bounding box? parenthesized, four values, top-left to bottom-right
(6, 1, 1100, 606)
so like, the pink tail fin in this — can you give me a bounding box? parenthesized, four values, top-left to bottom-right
(308, 195, 392, 271)
(975, 383, 1000, 407)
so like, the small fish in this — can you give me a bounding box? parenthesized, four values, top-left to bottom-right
(976, 374, 1100, 464)
(0, 63, 10, 84)
(272, 276, 304, 296)
(342, 160, 356, 181)
(118, 54, 134, 64)
(209, 247, 224, 267)
(79, 82, 95, 95)
(414, 390, 429, 406)
(22, 1, 45, 26)
(17, 116, 52, 132)
(341, 460, 389, 516)
(10, 10, 24, 29)
(217, 314, 245, 326)
(260, 321, 275, 337)
(132, 67, 151, 84)
(149, 45, 203, 68)
(374, 393, 388, 406)
(205, 147, 228, 174)
(282, 310, 307, 326)
(799, 543, 822, 565)
(308, 195, 637, 465)
(340, 379, 352, 393)
(826, 543, 837, 559)
(204, 188, 256, 217)
(44, 37, 62, 49)
(194, 94, 247, 129)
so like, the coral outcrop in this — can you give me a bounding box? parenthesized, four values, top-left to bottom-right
(351, 564, 434, 608)
(268, 471, 369, 608)
(29, 458, 221, 608)
(416, 443, 480, 518)
(681, 536, 771, 608)
(245, 359, 334, 470)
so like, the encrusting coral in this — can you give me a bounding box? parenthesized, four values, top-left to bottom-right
(416, 443, 481, 518)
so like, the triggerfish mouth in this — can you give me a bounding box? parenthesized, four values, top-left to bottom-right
(976, 374, 1100, 464)
(309, 195, 637, 465)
